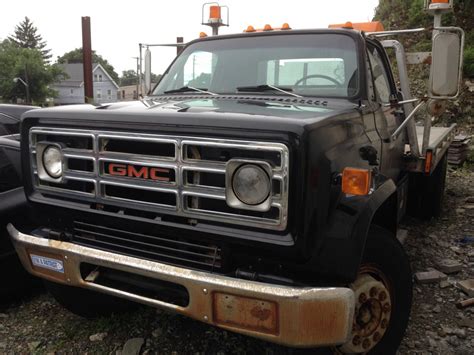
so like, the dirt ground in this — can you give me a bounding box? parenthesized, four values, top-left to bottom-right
(0, 167, 473, 355)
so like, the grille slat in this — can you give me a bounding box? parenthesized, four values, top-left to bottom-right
(29, 127, 289, 231)
(72, 222, 222, 270)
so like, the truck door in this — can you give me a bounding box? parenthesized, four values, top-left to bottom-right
(366, 42, 406, 181)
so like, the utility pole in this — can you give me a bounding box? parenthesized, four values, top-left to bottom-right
(132, 57, 139, 99)
(82, 17, 93, 103)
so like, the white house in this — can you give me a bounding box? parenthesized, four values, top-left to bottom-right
(52, 63, 120, 105)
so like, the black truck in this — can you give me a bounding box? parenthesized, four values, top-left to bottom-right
(7, 2, 465, 353)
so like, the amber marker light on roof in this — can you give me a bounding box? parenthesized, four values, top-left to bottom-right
(342, 168, 372, 196)
(263, 24, 273, 31)
(199, 32, 208, 38)
(281, 23, 291, 30)
(244, 25, 256, 32)
(209, 5, 222, 20)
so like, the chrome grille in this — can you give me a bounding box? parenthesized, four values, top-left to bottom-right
(29, 127, 289, 230)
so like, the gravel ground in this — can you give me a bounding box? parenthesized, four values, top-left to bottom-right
(0, 167, 473, 355)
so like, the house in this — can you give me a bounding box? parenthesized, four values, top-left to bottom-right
(52, 63, 119, 105)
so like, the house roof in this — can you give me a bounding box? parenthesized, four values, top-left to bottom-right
(56, 63, 119, 89)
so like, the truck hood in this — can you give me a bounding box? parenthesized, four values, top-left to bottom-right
(24, 97, 361, 135)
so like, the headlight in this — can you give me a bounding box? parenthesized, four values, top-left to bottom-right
(232, 164, 271, 205)
(42, 145, 63, 178)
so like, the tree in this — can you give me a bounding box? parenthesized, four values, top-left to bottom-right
(0, 40, 64, 104)
(119, 70, 162, 87)
(57, 48, 119, 84)
(119, 70, 138, 86)
(8, 17, 52, 62)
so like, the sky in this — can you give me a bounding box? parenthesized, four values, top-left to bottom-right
(0, 0, 379, 78)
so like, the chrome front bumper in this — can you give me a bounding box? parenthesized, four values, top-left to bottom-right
(8, 223, 355, 348)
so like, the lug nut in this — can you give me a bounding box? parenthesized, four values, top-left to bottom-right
(383, 303, 391, 313)
(373, 331, 381, 342)
(352, 335, 361, 346)
(359, 293, 367, 303)
(370, 287, 378, 297)
(381, 319, 388, 329)
(379, 291, 387, 301)
(362, 339, 371, 349)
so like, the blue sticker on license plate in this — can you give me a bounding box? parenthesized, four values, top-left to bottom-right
(30, 254, 65, 273)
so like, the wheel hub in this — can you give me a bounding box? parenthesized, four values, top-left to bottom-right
(339, 274, 392, 353)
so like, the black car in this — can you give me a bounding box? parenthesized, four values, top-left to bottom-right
(0, 104, 38, 302)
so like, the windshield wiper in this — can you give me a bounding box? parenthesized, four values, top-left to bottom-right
(163, 86, 218, 96)
(236, 84, 302, 98)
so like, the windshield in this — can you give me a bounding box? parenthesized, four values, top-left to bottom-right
(153, 33, 360, 98)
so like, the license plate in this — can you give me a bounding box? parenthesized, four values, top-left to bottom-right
(30, 254, 65, 273)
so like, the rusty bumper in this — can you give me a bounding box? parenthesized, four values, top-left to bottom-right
(8, 224, 355, 348)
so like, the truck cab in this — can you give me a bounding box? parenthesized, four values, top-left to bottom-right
(7, 2, 464, 353)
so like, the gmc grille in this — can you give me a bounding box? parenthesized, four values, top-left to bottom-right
(29, 127, 289, 231)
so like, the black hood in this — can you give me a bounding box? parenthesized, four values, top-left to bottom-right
(23, 97, 360, 136)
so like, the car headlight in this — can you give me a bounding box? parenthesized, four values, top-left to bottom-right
(232, 164, 271, 205)
(42, 145, 63, 178)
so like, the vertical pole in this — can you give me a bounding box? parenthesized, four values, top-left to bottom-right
(82, 17, 93, 103)
(212, 25, 218, 36)
(176, 37, 184, 56)
(139, 44, 142, 96)
(135, 57, 139, 99)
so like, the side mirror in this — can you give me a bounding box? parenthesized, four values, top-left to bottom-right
(429, 28, 464, 99)
(144, 48, 152, 94)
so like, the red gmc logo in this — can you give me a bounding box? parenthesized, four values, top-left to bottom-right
(107, 163, 171, 182)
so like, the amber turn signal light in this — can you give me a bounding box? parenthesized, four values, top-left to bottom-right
(342, 168, 372, 196)
(424, 150, 433, 175)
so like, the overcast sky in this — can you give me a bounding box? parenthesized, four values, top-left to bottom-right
(1, 0, 379, 77)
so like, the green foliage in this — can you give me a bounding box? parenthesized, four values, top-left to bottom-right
(57, 48, 119, 84)
(0, 40, 65, 104)
(8, 17, 51, 62)
(119, 70, 138, 86)
(464, 46, 474, 77)
(119, 70, 162, 87)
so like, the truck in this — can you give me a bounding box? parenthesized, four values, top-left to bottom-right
(7, 0, 464, 352)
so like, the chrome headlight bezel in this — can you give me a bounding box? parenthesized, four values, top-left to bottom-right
(225, 159, 272, 212)
(36, 142, 64, 183)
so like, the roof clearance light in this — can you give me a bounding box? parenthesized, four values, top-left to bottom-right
(281, 23, 291, 30)
(342, 21, 354, 29)
(199, 32, 208, 38)
(328, 21, 385, 32)
(432, 0, 449, 3)
(263, 24, 273, 31)
(209, 5, 222, 20)
(342, 168, 372, 196)
(244, 25, 256, 33)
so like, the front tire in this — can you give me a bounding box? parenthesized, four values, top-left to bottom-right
(339, 226, 412, 354)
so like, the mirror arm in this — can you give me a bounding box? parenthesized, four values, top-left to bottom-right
(384, 97, 421, 108)
(391, 100, 427, 141)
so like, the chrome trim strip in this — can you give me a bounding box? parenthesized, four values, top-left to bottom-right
(29, 127, 290, 231)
